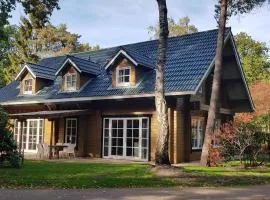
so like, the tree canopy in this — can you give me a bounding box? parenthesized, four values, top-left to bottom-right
(0, 0, 100, 87)
(148, 16, 198, 39)
(235, 32, 270, 84)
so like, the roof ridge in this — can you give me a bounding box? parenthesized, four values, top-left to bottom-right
(26, 62, 56, 71)
(67, 54, 100, 66)
(73, 28, 230, 55)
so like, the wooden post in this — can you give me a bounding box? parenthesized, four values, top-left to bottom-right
(18, 119, 24, 154)
(49, 120, 54, 159)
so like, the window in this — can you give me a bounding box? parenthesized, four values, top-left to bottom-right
(191, 117, 205, 150)
(24, 79, 33, 94)
(13, 119, 44, 152)
(64, 73, 77, 91)
(65, 118, 77, 144)
(103, 117, 149, 161)
(213, 119, 221, 147)
(116, 67, 131, 86)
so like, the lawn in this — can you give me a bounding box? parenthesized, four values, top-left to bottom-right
(0, 160, 270, 188)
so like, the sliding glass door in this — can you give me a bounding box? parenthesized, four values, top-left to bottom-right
(103, 117, 149, 161)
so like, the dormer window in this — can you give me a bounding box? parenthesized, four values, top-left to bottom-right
(24, 79, 33, 94)
(64, 73, 77, 91)
(116, 67, 131, 87)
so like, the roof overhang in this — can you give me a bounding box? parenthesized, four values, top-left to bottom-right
(105, 49, 138, 70)
(15, 64, 36, 80)
(55, 58, 82, 76)
(0, 91, 194, 106)
(194, 31, 255, 112)
(9, 109, 90, 120)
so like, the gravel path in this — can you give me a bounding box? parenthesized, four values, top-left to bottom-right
(1, 185, 270, 200)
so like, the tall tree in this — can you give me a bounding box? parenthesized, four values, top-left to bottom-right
(0, 25, 17, 86)
(200, 0, 268, 166)
(200, 0, 228, 167)
(148, 16, 198, 39)
(155, 0, 170, 165)
(21, 0, 60, 29)
(235, 32, 270, 83)
(0, 0, 17, 26)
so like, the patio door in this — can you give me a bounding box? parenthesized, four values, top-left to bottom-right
(103, 117, 149, 161)
(14, 119, 44, 152)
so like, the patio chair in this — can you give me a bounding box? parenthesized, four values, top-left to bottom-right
(36, 143, 43, 159)
(42, 144, 50, 159)
(59, 144, 76, 159)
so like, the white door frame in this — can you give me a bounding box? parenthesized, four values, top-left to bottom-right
(102, 117, 149, 161)
(14, 119, 44, 153)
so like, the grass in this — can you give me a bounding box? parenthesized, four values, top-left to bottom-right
(0, 160, 270, 188)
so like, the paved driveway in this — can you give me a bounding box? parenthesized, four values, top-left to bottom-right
(1, 185, 270, 200)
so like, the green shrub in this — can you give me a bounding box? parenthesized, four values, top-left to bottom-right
(219, 122, 270, 167)
(0, 106, 23, 168)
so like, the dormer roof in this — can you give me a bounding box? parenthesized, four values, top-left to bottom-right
(105, 46, 155, 69)
(15, 63, 55, 81)
(55, 55, 100, 76)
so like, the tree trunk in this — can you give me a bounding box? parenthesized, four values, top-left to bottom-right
(155, 0, 170, 165)
(200, 0, 228, 166)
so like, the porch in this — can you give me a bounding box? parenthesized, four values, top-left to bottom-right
(10, 109, 91, 159)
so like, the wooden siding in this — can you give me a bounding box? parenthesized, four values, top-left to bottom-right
(60, 64, 90, 91)
(111, 58, 136, 88)
(20, 72, 36, 95)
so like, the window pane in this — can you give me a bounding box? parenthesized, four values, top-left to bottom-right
(112, 138, 117, 146)
(133, 129, 139, 138)
(104, 129, 109, 137)
(142, 139, 147, 148)
(124, 76, 129, 83)
(111, 147, 116, 155)
(118, 129, 123, 137)
(141, 148, 147, 159)
(104, 119, 109, 128)
(117, 147, 123, 156)
(133, 138, 139, 148)
(133, 120, 139, 128)
(127, 129, 132, 138)
(112, 129, 117, 137)
(127, 120, 132, 128)
(133, 148, 139, 157)
(126, 148, 132, 156)
(142, 119, 148, 128)
(142, 129, 148, 138)
(104, 147, 108, 156)
(118, 120, 123, 128)
(104, 138, 109, 146)
(112, 120, 117, 128)
(124, 69, 130, 75)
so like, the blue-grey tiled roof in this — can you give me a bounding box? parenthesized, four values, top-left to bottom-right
(63, 55, 101, 75)
(114, 46, 155, 69)
(27, 63, 55, 80)
(0, 28, 231, 103)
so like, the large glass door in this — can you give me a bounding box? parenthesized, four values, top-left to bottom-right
(103, 117, 149, 161)
(14, 119, 44, 152)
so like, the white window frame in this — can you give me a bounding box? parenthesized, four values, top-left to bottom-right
(24, 79, 33, 95)
(116, 66, 131, 87)
(191, 117, 204, 150)
(64, 73, 77, 91)
(103, 117, 149, 161)
(65, 118, 77, 144)
(13, 119, 44, 152)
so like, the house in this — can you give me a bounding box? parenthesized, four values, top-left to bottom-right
(0, 28, 254, 163)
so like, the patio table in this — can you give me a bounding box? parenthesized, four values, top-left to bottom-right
(49, 145, 68, 159)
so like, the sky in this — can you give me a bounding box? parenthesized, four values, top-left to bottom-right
(9, 0, 270, 48)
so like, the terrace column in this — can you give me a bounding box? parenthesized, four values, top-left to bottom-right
(49, 119, 55, 159)
(18, 118, 25, 155)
